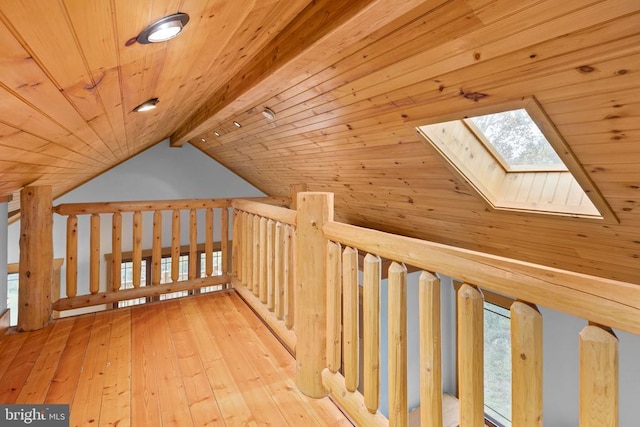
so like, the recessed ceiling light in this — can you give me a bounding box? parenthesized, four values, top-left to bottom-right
(233, 121, 241, 128)
(132, 98, 159, 112)
(262, 108, 276, 120)
(214, 131, 221, 137)
(136, 13, 190, 44)
(200, 138, 206, 142)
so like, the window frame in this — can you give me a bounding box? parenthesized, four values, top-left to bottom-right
(410, 96, 618, 223)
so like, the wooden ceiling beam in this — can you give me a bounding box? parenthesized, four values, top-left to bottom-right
(170, 0, 431, 147)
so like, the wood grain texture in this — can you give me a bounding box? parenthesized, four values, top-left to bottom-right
(363, 253, 381, 413)
(511, 301, 543, 427)
(18, 186, 53, 331)
(295, 192, 333, 398)
(388, 262, 407, 427)
(457, 284, 484, 427)
(342, 246, 359, 393)
(0, 291, 349, 426)
(419, 271, 443, 427)
(579, 325, 619, 427)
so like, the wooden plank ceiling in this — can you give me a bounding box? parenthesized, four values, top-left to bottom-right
(2, 1, 640, 284)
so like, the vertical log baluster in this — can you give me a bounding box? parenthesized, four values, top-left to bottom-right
(511, 301, 543, 426)
(252, 214, 260, 296)
(152, 211, 162, 285)
(221, 207, 229, 277)
(112, 212, 122, 291)
(189, 209, 197, 280)
(267, 219, 275, 310)
(274, 222, 285, 319)
(232, 209, 239, 278)
(326, 241, 342, 373)
(205, 207, 214, 277)
(66, 215, 78, 298)
(258, 216, 268, 301)
(364, 253, 381, 414)
(171, 210, 180, 282)
(388, 262, 407, 427)
(419, 271, 442, 427)
(243, 212, 251, 285)
(132, 211, 142, 288)
(89, 214, 100, 294)
(579, 324, 618, 427)
(284, 225, 294, 330)
(458, 284, 484, 427)
(343, 246, 359, 393)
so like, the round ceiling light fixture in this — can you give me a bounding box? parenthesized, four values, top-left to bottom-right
(262, 108, 276, 120)
(132, 98, 159, 112)
(136, 13, 190, 44)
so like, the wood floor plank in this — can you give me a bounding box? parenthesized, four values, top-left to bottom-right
(99, 309, 132, 427)
(0, 331, 29, 381)
(0, 326, 53, 403)
(210, 293, 329, 427)
(151, 304, 194, 427)
(196, 294, 290, 427)
(45, 314, 95, 404)
(0, 292, 351, 426)
(16, 317, 75, 403)
(164, 300, 225, 426)
(130, 305, 161, 427)
(70, 310, 114, 426)
(180, 296, 257, 427)
(227, 293, 353, 427)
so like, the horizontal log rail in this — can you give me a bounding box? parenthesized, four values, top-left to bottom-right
(323, 221, 640, 336)
(231, 198, 296, 225)
(54, 198, 231, 215)
(53, 276, 230, 311)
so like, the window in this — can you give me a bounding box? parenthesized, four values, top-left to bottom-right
(484, 301, 511, 427)
(467, 109, 565, 172)
(107, 245, 225, 308)
(7, 272, 18, 326)
(415, 97, 616, 222)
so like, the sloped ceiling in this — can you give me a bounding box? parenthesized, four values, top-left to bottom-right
(2, 1, 640, 284)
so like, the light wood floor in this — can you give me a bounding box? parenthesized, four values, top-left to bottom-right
(0, 290, 353, 426)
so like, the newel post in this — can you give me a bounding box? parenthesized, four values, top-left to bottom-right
(295, 192, 334, 398)
(18, 186, 53, 331)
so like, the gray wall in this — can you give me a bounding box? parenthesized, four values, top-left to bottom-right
(7, 139, 263, 316)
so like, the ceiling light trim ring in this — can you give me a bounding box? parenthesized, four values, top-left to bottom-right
(137, 13, 190, 44)
(133, 98, 159, 112)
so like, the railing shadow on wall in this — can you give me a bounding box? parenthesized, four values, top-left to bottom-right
(17, 187, 635, 426)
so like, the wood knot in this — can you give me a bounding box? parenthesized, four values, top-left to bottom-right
(520, 353, 526, 360)
(577, 65, 596, 73)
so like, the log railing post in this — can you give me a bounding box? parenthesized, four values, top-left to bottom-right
(579, 324, 618, 427)
(295, 192, 334, 398)
(18, 186, 53, 331)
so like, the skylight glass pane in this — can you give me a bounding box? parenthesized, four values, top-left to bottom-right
(470, 109, 563, 167)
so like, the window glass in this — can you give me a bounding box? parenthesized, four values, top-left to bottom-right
(7, 272, 18, 326)
(484, 301, 512, 426)
(470, 109, 564, 169)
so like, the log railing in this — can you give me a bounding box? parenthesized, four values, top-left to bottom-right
(52, 198, 234, 312)
(229, 199, 298, 353)
(17, 188, 634, 426)
(318, 216, 629, 427)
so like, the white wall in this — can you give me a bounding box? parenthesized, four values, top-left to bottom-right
(7, 139, 264, 315)
(0, 202, 7, 314)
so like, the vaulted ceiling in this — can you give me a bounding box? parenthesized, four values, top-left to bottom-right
(2, 1, 640, 284)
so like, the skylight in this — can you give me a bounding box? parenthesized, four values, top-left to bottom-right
(467, 109, 566, 171)
(413, 98, 617, 222)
